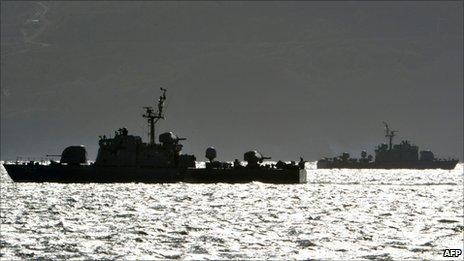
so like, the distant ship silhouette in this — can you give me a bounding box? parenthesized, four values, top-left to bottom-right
(317, 122, 458, 169)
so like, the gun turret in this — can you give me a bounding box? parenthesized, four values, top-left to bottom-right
(159, 132, 186, 145)
(244, 150, 271, 167)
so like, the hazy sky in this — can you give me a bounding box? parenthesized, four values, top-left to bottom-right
(1, 1, 462, 161)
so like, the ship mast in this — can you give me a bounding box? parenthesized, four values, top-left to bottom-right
(383, 122, 397, 150)
(143, 88, 167, 145)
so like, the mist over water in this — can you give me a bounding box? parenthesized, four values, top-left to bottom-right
(1, 163, 463, 260)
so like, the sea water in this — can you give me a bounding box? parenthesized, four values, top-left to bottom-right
(1, 163, 462, 260)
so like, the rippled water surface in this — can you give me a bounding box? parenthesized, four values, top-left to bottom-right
(1, 163, 463, 260)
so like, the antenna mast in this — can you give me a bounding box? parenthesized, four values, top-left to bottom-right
(143, 88, 167, 145)
(382, 122, 397, 150)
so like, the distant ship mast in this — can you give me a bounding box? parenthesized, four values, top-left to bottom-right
(383, 122, 398, 150)
(143, 88, 167, 144)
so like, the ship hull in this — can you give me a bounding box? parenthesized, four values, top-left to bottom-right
(316, 160, 458, 170)
(3, 164, 182, 183)
(3, 164, 306, 184)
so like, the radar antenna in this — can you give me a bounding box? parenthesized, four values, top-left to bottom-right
(143, 88, 167, 145)
(382, 121, 398, 150)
